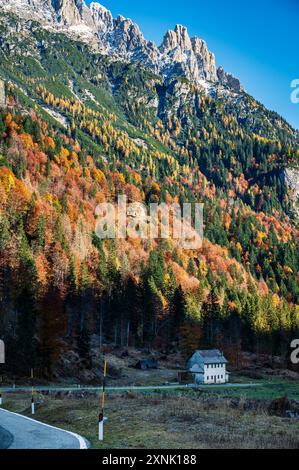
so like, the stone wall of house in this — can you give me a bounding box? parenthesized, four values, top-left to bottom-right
(0, 79, 5, 105)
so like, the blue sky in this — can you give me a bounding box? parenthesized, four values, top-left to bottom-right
(87, 0, 299, 129)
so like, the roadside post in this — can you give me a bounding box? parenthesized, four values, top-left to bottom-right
(99, 357, 107, 441)
(31, 368, 35, 415)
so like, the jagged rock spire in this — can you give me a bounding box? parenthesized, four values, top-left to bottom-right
(0, 0, 242, 91)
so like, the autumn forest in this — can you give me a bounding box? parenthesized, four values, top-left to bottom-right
(0, 12, 298, 378)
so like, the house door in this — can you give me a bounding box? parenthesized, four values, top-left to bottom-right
(214, 376, 216, 384)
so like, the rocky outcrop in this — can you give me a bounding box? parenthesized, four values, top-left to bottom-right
(284, 168, 299, 220)
(192, 37, 217, 82)
(90, 2, 113, 34)
(0, 0, 96, 40)
(160, 25, 193, 53)
(51, 0, 94, 27)
(159, 26, 217, 83)
(105, 15, 159, 66)
(217, 66, 243, 93)
(0, 0, 243, 93)
(0, 79, 5, 106)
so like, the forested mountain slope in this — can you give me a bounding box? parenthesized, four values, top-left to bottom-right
(0, 4, 298, 377)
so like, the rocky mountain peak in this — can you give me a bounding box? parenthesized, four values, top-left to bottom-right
(159, 25, 217, 83)
(191, 36, 205, 51)
(107, 14, 154, 58)
(90, 1, 113, 34)
(191, 37, 217, 82)
(0, 0, 243, 92)
(0, 0, 95, 35)
(52, 0, 93, 28)
(160, 25, 192, 53)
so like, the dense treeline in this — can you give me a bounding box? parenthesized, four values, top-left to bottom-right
(0, 100, 298, 377)
(0, 15, 298, 376)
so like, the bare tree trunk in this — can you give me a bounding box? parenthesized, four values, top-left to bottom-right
(114, 324, 117, 346)
(126, 321, 130, 348)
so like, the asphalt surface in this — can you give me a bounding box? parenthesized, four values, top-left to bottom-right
(0, 424, 13, 449)
(0, 409, 88, 449)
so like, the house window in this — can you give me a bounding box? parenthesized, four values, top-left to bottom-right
(207, 376, 209, 380)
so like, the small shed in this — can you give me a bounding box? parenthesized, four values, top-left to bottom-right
(135, 358, 158, 370)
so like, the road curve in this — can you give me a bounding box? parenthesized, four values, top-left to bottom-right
(0, 423, 14, 449)
(0, 409, 88, 449)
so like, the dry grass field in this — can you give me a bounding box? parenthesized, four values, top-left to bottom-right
(3, 388, 299, 449)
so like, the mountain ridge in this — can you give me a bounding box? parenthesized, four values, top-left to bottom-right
(0, 3, 298, 377)
(0, 0, 243, 92)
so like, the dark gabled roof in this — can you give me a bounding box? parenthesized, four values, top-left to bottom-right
(191, 349, 228, 364)
(135, 358, 158, 370)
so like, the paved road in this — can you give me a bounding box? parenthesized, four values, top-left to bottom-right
(0, 424, 13, 449)
(0, 409, 88, 449)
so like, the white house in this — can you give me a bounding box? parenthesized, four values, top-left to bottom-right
(187, 349, 229, 385)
